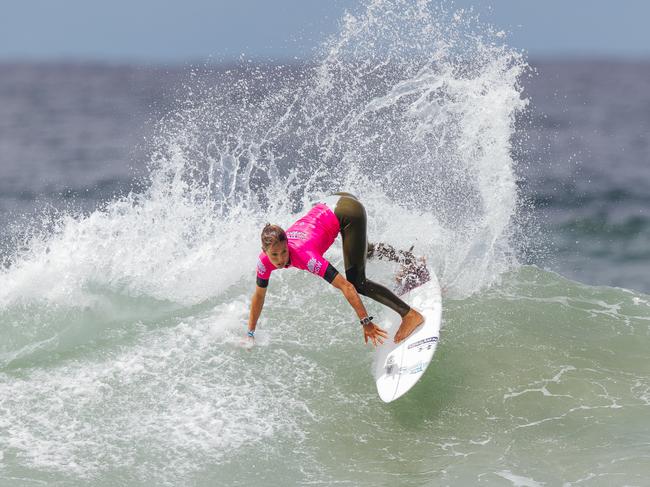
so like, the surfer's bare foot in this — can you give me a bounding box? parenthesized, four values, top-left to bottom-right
(394, 309, 424, 343)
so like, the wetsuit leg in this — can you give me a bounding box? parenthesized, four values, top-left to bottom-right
(332, 193, 411, 317)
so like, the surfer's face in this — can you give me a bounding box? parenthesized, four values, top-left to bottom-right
(265, 241, 289, 268)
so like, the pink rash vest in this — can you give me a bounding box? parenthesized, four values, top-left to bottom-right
(256, 203, 340, 286)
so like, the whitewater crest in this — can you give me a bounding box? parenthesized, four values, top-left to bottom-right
(0, 0, 527, 313)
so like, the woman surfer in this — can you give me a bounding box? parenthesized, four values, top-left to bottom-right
(247, 193, 426, 346)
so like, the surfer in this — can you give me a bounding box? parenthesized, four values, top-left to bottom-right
(246, 193, 426, 346)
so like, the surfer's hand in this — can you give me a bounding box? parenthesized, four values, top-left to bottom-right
(241, 329, 255, 350)
(363, 323, 388, 347)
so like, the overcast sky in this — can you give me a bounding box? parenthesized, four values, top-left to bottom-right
(1, 0, 649, 63)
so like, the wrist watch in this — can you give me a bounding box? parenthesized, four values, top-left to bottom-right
(360, 316, 374, 326)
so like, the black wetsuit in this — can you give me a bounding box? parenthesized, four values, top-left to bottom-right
(331, 193, 411, 317)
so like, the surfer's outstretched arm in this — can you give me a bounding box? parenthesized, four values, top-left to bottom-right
(331, 273, 388, 346)
(247, 285, 267, 340)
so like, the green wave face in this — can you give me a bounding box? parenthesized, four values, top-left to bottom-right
(1, 266, 649, 486)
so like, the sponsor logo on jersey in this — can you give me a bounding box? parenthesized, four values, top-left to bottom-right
(286, 230, 308, 240)
(257, 260, 267, 275)
(307, 257, 322, 275)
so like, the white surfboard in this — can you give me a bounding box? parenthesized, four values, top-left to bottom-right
(373, 273, 442, 402)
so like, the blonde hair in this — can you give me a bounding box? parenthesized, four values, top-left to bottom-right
(261, 224, 286, 251)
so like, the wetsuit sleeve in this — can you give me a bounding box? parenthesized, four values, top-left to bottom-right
(256, 276, 269, 288)
(256, 253, 273, 288)
(323, 262, 339, 283)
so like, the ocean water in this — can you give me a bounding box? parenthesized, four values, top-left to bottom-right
(1, 1, 649, 485)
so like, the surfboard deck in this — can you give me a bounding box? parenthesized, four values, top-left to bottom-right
(373, 273, 442, 402)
